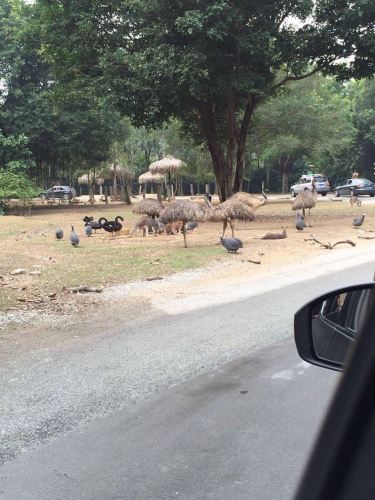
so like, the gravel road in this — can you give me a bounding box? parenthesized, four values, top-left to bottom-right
(1, 261, 373, 465)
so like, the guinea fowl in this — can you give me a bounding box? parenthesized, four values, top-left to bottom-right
(102, 216, 124, 236)
(353, 213, 365, 228)
(70, 225, 79, 247)
(220, 236, 243, 253)
(296, 212, 305, 231)
(186, 220, 198, 232)
(85, 217, 107, 233)
(84, 225, 93, 237)
(55, 228, 63, 240)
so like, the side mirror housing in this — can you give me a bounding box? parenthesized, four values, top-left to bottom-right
(294, 284, 375, 372)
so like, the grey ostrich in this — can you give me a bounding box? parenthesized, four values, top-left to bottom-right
(160, 198, 211, 248)
(133, 199, 164, 219)
(70, 226, 79, 247)
(55, 228, 63, 240)
(211, 199, 254, 238)
(229, 191, 267, 210)
(291, 179, 317, 227)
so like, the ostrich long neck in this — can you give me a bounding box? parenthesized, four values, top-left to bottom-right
(258, 190, 268, 205)
(203, 196, 214, 219)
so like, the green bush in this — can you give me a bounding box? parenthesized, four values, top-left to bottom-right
(0, 168, 39, 202)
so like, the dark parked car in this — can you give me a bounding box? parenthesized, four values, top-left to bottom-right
(39, 185, 74, 201)
(333, 178, 375, 197)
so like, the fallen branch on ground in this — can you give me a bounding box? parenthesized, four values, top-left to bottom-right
(242, 259, 262, 264)
(358, 235, 375, 240)
(304, 236, 356, 249)
(146, 276, 163, 281)
(68, 285, 104, 293)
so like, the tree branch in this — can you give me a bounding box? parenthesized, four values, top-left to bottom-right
(270, 68, 320, 94)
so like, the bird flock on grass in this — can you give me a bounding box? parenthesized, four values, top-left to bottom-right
(53, 186, 369, 253)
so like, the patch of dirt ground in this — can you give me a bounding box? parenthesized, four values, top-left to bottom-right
(1, 195, 375, 339)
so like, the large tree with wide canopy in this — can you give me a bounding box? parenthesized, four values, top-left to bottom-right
(36, 0, 375, 199)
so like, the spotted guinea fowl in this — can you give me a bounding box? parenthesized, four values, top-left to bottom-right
(70, 225, 79, 247)
(296, 212, 305, 232)
(353, 213, 365, 228)
(102, 216, 124, 236)
(84, 225, 93, 237)
(220, 236, 243, 253)
(55, 228, 63, 240)
(186, 220, 198, 232)
(85, 217, 107, 233)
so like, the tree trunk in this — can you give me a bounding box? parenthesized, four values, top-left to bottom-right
(125, 183, 132, 205)
(156, 184, 162, 203)
(281, 156, 290, 194)
(198, 95, 257, 201)
(113, 163, 117, 200)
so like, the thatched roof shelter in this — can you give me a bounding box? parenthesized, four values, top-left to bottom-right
(149, 156, 184, 175)
(138, 172, 165, 184)
(108, 164, 133, 181)
(149, 156, 184, 200)
(133, 199, 164, 218)
(212, 200, 255, 238)
(78, 174, 89, 186)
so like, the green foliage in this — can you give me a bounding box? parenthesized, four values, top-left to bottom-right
(252, 76, 357, 190)
(0, 167, 39, 201)
(0, 0, 127, 188)
(0, 131, 31, 165)
(353, 78, 375, 178)
(1, 0, 374, 197)
(33, 0, 374, 199)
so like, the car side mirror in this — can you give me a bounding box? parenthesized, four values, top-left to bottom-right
(294, 284, 375, 371)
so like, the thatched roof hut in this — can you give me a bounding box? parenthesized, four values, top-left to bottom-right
(149, 156, 184, 175)
(133, 199, 164, 218)
(108, 164, 133, 181)
(78, 174, 89, 186)
(149, 156, 184, 200)
(138, 172, 165, 184)
(212, 200, 254, 237)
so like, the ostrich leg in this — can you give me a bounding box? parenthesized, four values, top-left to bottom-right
(182, 224, 188, 248)
(222, 220, 228, 238)
(230, 220, 235, 237)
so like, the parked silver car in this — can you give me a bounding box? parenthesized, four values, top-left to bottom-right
(290, 174, 330, 197)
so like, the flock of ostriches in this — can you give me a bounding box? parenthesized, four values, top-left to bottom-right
(55, 182, 367, 253)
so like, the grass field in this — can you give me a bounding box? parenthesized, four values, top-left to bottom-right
(1, 197, 374, 312)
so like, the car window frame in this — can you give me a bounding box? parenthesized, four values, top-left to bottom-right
(294, 286, 375, 500)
